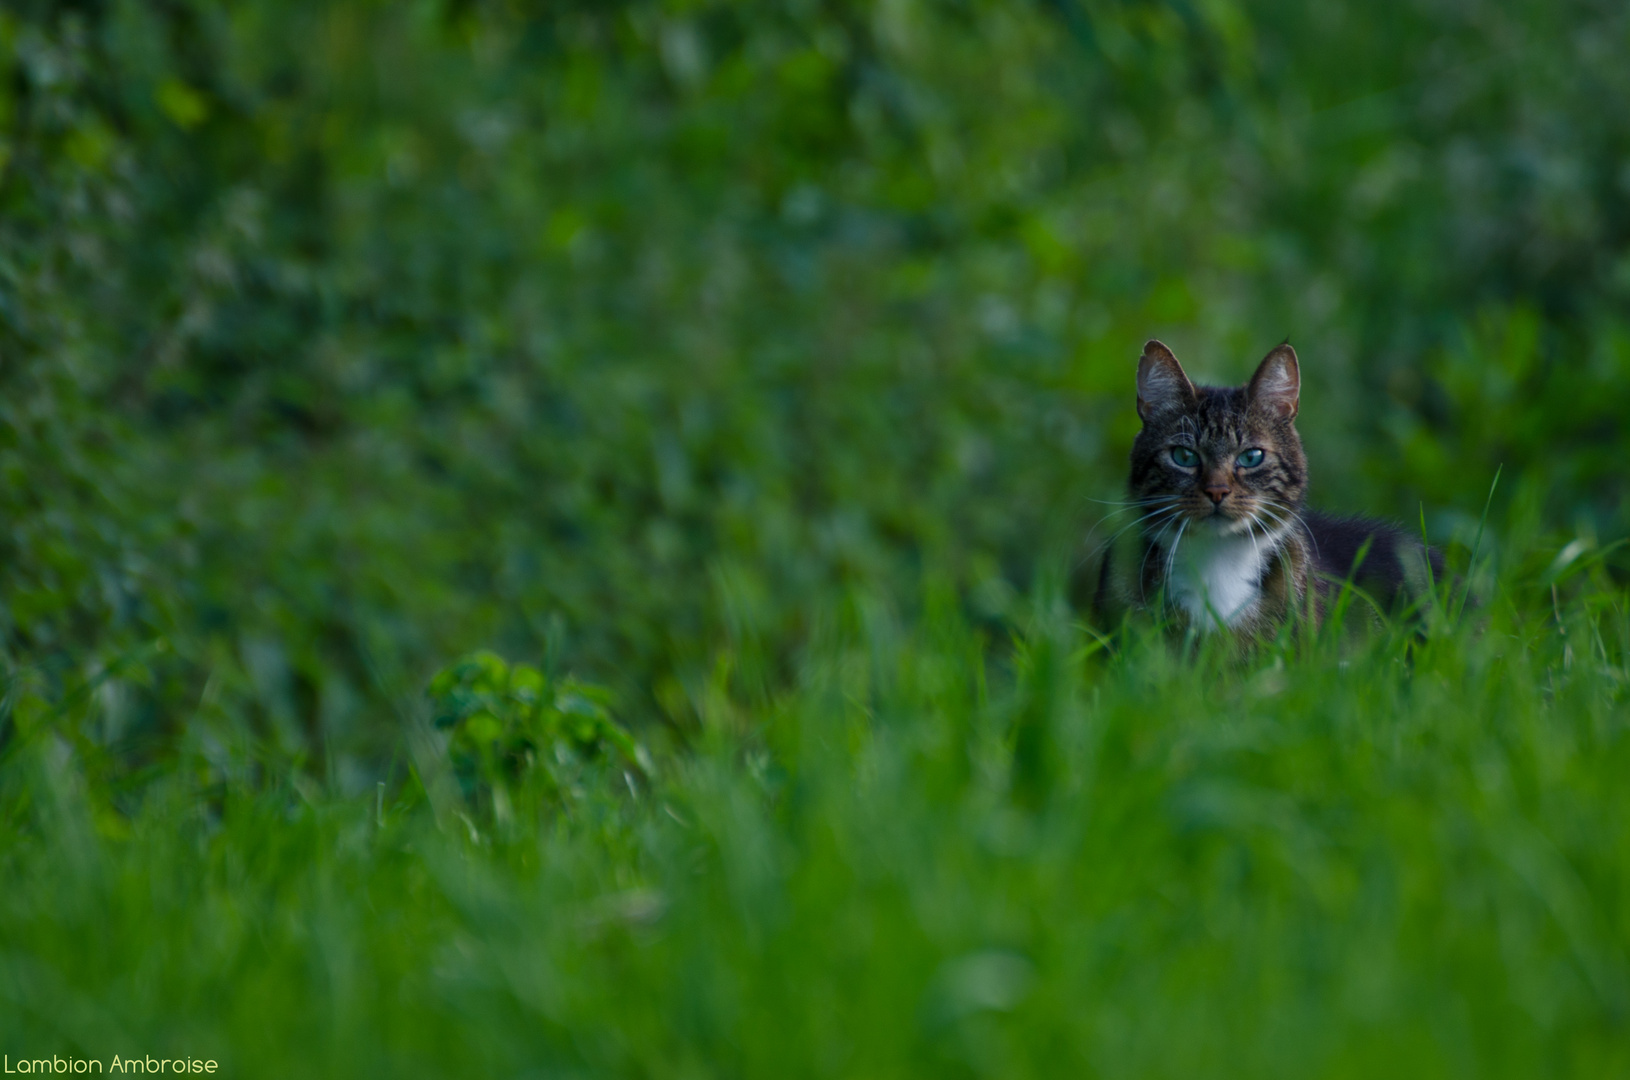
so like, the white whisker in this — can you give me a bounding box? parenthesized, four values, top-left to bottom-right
(1086, 504, 1184, 561)
(1079, 496, 1183, 556)
(1163, 517, 1190, 587)
(1138, 517, 1184, 599)
(1264, 501, 1319, 558)
(1085, 495, 1181, 509)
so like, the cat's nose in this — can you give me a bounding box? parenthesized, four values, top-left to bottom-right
(1204, 484, 1231, 505)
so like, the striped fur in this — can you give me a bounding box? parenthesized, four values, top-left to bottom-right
(1093, 340, 1442, 641)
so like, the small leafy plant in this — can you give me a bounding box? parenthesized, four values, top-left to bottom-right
(426, 651, 647, 822)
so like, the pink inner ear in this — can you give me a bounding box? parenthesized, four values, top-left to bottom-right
(1257, 377, 1297, 417)
(1136, 341, 1197, 422)
(1250, 349, 1299, 418)
(1138, 358, 1191, 410)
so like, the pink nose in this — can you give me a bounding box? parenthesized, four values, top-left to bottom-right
(1204, 485, 1230, 505)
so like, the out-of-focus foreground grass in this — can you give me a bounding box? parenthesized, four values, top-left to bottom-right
(2, 1, 1630, 1074)
(4, 567, 1630, 1077)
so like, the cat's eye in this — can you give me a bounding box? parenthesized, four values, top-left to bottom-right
(1169, 447, 1200, 468)
(1236, 448, 1265, 468)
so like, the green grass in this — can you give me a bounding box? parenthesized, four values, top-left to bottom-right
(4, 4, 1630, 1073)
(4, 556, 1628, 1078)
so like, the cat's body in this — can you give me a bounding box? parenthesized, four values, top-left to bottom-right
(1093, 340, 1441, 640)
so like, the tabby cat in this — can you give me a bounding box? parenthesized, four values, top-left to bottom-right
(1093, 339, 1442, 639)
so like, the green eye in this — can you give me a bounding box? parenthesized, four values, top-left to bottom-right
(1170, 447, 1200, 468)
(1237, 448, 1265, 468)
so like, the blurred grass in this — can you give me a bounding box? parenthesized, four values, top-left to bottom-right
(2, 0, 1630, 1073)
(4, 566, 1630, 1077)
(4, 0, 1629, 768)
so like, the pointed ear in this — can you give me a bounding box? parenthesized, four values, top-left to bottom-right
(1136, 340, 1195, 421)
(1248, 343, 1299, 420)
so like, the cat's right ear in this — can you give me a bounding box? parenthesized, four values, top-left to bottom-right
(1136, 340, 1195, 422)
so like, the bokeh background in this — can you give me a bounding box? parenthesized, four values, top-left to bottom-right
(4, 0, 1628, 783)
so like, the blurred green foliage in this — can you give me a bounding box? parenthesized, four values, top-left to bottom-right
(4, 1, 1630, 1072)
(5, 586, 1630, 1076)
(427, 650, 644, 821)
(3, 0, 1628, 784)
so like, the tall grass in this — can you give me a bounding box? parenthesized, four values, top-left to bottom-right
(3, 541, 1627, 1078)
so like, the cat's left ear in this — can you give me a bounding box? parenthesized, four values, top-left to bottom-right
(1248, 343, 1299, 420)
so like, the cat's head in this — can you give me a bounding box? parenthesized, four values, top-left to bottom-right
(1128, 340, 1308, 539)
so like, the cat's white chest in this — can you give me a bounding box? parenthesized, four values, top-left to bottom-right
(1166, 526, 1278, 629)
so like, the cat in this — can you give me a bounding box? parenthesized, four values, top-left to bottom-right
(1091, 339, 1443, 640)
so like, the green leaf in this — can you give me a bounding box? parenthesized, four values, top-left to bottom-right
(154, 78, 209, 130)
